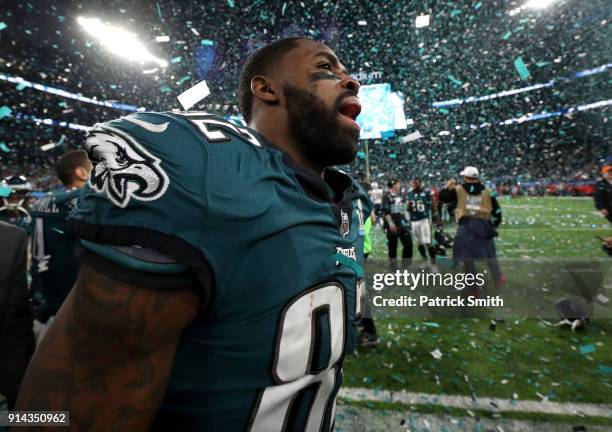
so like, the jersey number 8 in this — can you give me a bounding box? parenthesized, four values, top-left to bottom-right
(248, 283, 345, 432)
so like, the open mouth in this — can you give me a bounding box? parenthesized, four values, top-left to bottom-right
(338, 97, 362, 121)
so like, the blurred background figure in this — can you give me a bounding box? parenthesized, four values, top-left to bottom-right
(406, 177, 441, 268)
(594, 163, 612, 224)
(382, 178, 412, 266)
(0, 175, 33, 231)
(0, 221, 34, 410)
(442, 178, 457, 224)
(368, 181, 383, 225)
(30, 150, 92, 345)
(439, 166, 504, 292)
(357, 208, 379, 346)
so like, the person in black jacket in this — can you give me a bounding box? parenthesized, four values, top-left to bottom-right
(0, 220, 35, 410)
(439, 166, 504, 291)
(594, 165, 612, 224)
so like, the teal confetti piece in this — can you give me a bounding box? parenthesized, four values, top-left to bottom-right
(156, 2, 162, 18)
(227, 0, 235, 7)
(514, 26, 525, 32)
(200, 39, 214, 45)
(58, 15, 66, 23)
(448, 74, 462, 86)
(357, 151, 365, 159)
(0, 186, 12, 197)
(450, 9, 462, 16)
(57, 135, 65, 145)
(282, 2, 287, 15)
(536, 61, 550, 68)
(177, 75, 191, 86)
(423, 322, 440, 328)
(519, 18, 529, 24)
(579, 344, 595, 355)
(501, 31, 512, 40)
(0, 106, 12, 119)
(389, 153, 397, 159)
(439, 108, 450, 114)
(474, 2, 482, 8)
(58, 101, 67, 108)
(514, 56, 531, 80)
(0, 143, 10, 152)
(0, 22, 7, 32)
(596, 365, 612, 375)
(391, 374, 406, 384)
(171, 56, 182, 64)
(159, 85, 172, 93)
(15, 82, 26, 91)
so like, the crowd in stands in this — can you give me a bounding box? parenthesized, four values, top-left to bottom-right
(0, 0, 609, 188)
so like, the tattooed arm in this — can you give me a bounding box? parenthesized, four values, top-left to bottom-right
(14, 263, 200, 431)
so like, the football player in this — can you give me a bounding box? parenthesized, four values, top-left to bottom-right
(382, 178, 412, 264)
(406, 177, 440, 266)
(368, 181, 383, 223)
(0, 175, 32, 230)
(30, 150, 93, 343)
(16, 38, 370, 432)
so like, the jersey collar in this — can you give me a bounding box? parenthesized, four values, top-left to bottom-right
(281, 153, 355, 204)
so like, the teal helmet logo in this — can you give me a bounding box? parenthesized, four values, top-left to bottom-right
(85, 125, 169, 208)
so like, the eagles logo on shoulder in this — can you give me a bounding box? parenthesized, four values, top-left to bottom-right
(85, 124, 170, 208)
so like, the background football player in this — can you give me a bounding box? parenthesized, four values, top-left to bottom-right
(0, 175, 33, 231)
(407, 177, 441, 267)
(30, 150, 92, 344)
(17, 38, 370, 432)
(382, 177, 412, 266)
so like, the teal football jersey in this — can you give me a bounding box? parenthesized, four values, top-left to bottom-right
(69, 112, 371, 432)
(407, 189, 433, 221)
(30, 188, 81, 316)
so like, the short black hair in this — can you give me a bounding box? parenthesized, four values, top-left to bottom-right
(387, 178, 399, 189)
(238, 37, 307, 124)
(56, 150, 89, 186)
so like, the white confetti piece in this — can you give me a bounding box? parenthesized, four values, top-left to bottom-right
(177, 80, 210, 110)
(415, 14, 430, 28)
(430, 348, 443, 360)
(400, 130, 423, 143)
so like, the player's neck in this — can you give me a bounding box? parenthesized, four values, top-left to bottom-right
(250, 119, 324, 176)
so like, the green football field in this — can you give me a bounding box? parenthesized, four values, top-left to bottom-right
(341, 197, 612, 428)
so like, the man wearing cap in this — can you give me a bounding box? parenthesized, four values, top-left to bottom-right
(439, 166, 504, 290)
(594, 164, 612, 224)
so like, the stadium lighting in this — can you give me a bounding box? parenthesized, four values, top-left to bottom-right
(77, 17, 168, 67)
(509, 0, 558, 14)
(525, 0, 556, 8)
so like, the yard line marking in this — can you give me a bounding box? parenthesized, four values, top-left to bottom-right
(339, 387, 612, 417)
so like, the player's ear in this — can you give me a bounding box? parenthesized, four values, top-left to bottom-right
(251, 75, 279, 104)
(75, 166, 88, 181)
